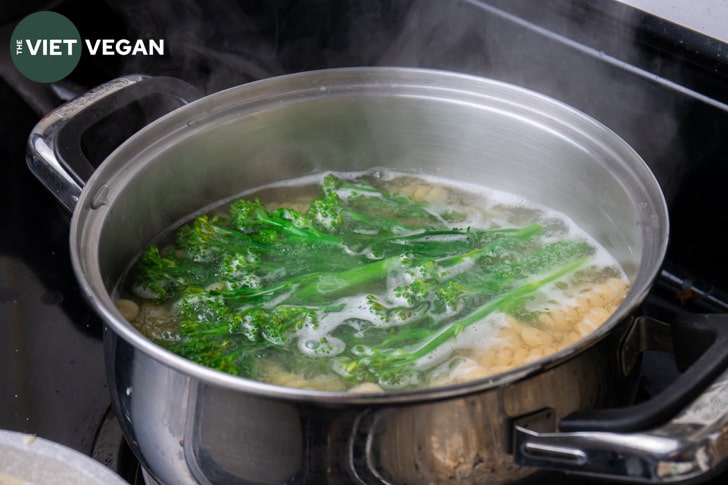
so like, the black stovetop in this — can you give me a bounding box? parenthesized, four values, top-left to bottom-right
(3, 1, 728, 483)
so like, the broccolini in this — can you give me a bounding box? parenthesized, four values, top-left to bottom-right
(127, 172, 595, 390)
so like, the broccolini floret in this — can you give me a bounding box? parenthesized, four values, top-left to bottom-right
(177, 214, 257, 262)
(230, 197, 341, 246)
(131, 245, 217, 300)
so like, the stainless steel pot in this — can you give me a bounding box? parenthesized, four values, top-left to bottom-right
(26, 68, 728, 484)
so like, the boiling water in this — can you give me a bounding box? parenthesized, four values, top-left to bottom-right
(116, 169, 629, 392)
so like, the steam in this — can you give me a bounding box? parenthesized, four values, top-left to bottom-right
(107, 0, 686, 201)
(106, 0, 284, 92)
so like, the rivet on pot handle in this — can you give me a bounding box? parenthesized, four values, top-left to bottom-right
(26, 75, 203, 212)
(514, 313, 728, 482)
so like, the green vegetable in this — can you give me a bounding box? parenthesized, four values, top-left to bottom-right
(128, 172, 594, 390)
(332, 251, 590, 387)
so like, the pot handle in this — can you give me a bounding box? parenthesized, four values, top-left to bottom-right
(26, 74, 203, 212)
(514, 313, 728, 482)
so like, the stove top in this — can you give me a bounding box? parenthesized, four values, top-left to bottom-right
(3, 1, 728, 483)
(0, 77, 109, 457)
(616, 0, 728, 44)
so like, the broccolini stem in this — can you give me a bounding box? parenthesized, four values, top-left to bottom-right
(384, 223, 542, 245)
(260, 212, 342, 244)
(223, 224, 545, 306)
(222, 256, 402, 306)
(434, 223, 543, 268)
(339, 207, 423, 232)
(404, 256, 591, 362)
(288, 256, 402, 303)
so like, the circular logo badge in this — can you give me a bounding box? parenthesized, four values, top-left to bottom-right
(10, 11, 82, 83)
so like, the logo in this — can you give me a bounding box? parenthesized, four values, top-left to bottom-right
(10, 11, 165, 84)
(10, 11, 81, 83)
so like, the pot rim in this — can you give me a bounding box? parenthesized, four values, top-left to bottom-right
(68, 66, 669, 404)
